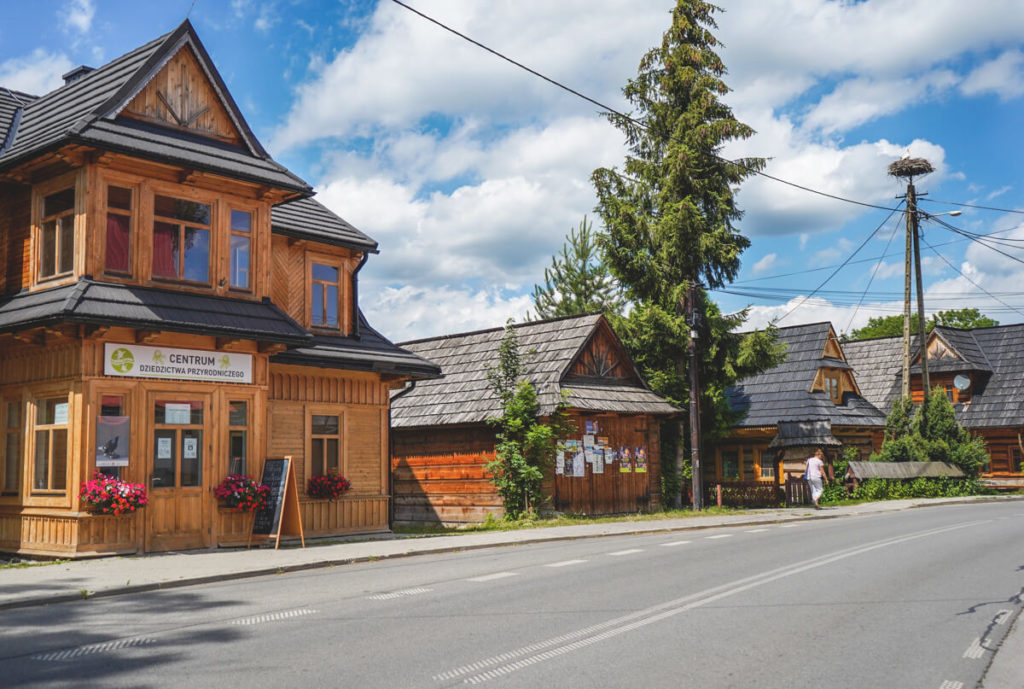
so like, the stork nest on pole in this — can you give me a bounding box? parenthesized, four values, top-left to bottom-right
(888, 157, 934, 178)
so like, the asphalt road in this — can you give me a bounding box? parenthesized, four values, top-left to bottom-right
(3, 501, 1022, 689)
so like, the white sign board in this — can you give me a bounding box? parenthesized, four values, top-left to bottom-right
(164, 403, 192, 425)
(104, 344, 252, 384)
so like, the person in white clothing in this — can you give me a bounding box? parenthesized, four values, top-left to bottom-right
(804, 448, 828, 509)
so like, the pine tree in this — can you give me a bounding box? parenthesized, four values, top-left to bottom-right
(591, 0, 782, 505)
(530, 216, 624, 320)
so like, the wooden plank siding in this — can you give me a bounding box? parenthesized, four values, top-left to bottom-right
(0, 182, 30, 294)
(391, 413, 663, 525)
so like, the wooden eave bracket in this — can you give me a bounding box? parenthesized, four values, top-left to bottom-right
(84, 324, 110, 339)
(216, 337, 249, 352)
(178, 169, 201, 185)
(258, 342, 287, 354)
(12, 328, 46, 346)
(135, 329, 160, 344)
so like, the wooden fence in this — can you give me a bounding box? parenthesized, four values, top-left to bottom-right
(703, 482, 784, 509)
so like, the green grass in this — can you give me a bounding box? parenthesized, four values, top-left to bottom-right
(0, 558, 70, 570)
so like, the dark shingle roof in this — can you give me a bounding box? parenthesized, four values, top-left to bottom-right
(271, 197, 378, 253)
(846, 461, 964, 479)
(0, 88, 36, 155)
(0, 21, 310, 195)
(0, 279, 310, 344)
(767, 420, 841, 448)
(726, 322, 886, 428)
(271, 310, 440, 379)
(390, 314, 677, 429)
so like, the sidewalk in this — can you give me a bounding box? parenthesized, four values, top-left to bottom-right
(2, 496, 1021, 687)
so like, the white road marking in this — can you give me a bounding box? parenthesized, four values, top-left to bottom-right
(705, 534, 732, 540)
(467, 572, 518, 582)
(545, 560, 587, 568)
(608, 549, 644, 556)
(963, 637, 987, 659)
(778, 523, 800, 528)
(745, 528, 769, 533)
(660, 540, 691, 547)
(940, 681, 964, 689)
(32, 637, 157, 661)
(994, 609, 1013, 625)
(434, 519, 988, 685)
(230, 608, 318, 625)
(366, 588, 433, 600)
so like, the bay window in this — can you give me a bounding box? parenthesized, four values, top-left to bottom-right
(34, 397, 68, 493)
(152, 195, 211, 283)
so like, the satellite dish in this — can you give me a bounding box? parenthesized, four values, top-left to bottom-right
(953, 374, 971, 391)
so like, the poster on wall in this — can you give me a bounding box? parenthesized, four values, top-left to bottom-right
(585, 420, 599, 434)
(635, 447, 648, 473)
(165, 403, 191, 425)
(619, 446, 632, 473)
(555, 449, 565, 475)
(183, 437, 198, 460)
(157, 437, 173, 459)
(593, 453, 605, 474)
(96, 416, 130, 467)
(572, 453, 585, 477)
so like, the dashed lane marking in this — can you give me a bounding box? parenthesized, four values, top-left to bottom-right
(745, 528, 769, 533)
(32, 637, 157, 661)
(660, 540, 691, 547)
(705, 534, 732, 540)
(939, 681, 963, 689)
(230, 608, 318, 625)
(467, 572, 518, 582)
(366, 588, 433, 600)
(545, 560, 587, 568)
(963, 637, 987, 659)
(608, 549, 644, 556)
(778, 523, 800, 528)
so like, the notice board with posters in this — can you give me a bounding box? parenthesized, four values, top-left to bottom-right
(250, 457, 305, 549)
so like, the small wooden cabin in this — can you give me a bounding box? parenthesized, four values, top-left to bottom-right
(0, 21, 438, 558)
(390, 314, 678, 524)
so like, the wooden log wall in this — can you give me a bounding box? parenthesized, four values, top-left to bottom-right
(0, 182, 31, 293)
(267, 364, 391, 536)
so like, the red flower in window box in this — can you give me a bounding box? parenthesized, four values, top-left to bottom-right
(79, 471, 148, 515)
(307, 473, 351, 501)
(214, 474, 270, 512)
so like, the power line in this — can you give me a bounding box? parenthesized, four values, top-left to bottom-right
(390, 0, 901, 214)
(920, 238, 1024, 321)
(926, 215, 1024, 267)
(844, 211, 903, 334)
(773, 204, 903, 324)
(920, 198, 1024, 216)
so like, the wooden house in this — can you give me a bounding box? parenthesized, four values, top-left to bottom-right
(718, 321, 1024, 494)
(0, 21, 439, 558)
(390, 314, 678, 524)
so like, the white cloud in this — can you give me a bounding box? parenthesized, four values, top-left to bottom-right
(986, 186, 1012, 200)
(961, 50, 1024, 101)
(0, 49, 73, 95)
(751, 253, 779, 275)
(61, 0, 95, 35)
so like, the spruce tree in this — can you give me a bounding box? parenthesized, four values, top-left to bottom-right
(530, 216, 624, 320)
(592, 0, 782, 506)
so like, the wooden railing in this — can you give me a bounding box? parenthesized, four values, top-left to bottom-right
(785, 475, 811, 507)
(703, 481, 784, 509)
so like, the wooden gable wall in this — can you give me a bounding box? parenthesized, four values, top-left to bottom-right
(122, 45, 242, 146)
(567, 321, 637, 382)
(0, 183, 30, 293)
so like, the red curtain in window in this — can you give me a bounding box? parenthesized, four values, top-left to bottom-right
(152, 222, 178, 278)
(105, 214, 130, 273)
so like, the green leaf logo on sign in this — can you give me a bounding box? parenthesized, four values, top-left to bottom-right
(110, 348, 135, 373)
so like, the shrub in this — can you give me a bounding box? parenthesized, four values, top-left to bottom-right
(214, 474, 270, 512)
(79, 472, 148, 515)
(307, 473, 351, 500)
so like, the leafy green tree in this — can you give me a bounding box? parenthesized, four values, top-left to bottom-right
(591, 0, 782, 505)
(530, 216, 624, 319)
(871, 389, 987, 477)
(485, 322, 573, 519)
(846, 309, 998, 341)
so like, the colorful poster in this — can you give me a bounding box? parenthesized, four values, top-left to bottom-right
(619, 446, 632, 473)
(96, 416, 130, 467)
(605, 446, 618, 463)
(635, 447, 648, 473)
(585, 420, 599, 434)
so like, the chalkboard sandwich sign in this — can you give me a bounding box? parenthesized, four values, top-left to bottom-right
(250, 456, 305, 549)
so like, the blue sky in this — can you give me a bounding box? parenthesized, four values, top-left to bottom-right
(3, 0, 1023, 341)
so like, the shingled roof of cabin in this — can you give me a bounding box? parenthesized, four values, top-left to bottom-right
(0, 21, 310, 194)
(843, 324, 1024, 428)
(270, 197, 378, 253)
(726, 322, 886, 429)
(0, 278, 311, 344)
(390, 314, 678, 429)
(272, 310, 441, 379)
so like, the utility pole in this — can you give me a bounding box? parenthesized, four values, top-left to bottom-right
(687, 283, 703, 511)
(889, 156, 934, 400)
